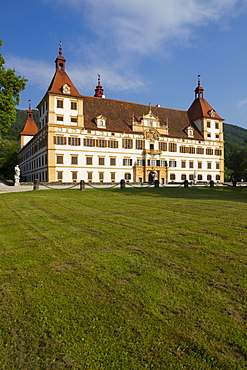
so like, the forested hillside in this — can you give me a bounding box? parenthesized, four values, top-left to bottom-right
(0, 111, 247, 180)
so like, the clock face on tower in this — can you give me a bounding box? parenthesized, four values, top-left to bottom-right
(62, 84, 71, 94)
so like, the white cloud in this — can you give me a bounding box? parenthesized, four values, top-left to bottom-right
(238, 98, 247, 108)
(52, 0, 247, 54)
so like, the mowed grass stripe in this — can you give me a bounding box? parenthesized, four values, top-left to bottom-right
(0, 187, 247, 369)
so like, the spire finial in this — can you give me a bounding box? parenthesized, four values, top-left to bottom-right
(59, 41, 62, 56)
(198, 74, 201, 86)
(94, 74, 105, 98)
(28, 99, 31, 110)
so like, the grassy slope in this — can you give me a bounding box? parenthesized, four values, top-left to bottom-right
(0, 187, 247, 370)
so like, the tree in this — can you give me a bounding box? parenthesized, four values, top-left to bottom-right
(0, 39, 27, 136)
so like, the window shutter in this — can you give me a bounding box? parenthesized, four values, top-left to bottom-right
(130, 139, 133, 149)
(78, 138, 81, 146)
(104, 140, 107, 147)
(96, 140, 99, 147)
(54, 136, 57, 144)
(157, 160, 160, 166)
(68, 137, 71, 145)
(135, 140, 138, 149)
(115, 141, 118, 148)
(122, 139, 125, 148)
(84, 138, 86, 146)
(148, 160, 150, 166)
(130, 159, 132, 166)
(108, 140, 111, 147)
(92, 139, 95, 146)
(63, 137, 66, 145)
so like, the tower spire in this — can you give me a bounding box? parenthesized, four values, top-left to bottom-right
(94, 74, 105, 98)
(55, 42, 66, 71)
(194, 74, 204, 99)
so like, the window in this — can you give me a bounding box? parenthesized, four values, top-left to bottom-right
(170, 174, 176, 181)
(85, 138, 93, 147)
(196, 147, 204, 154)
(150, 159, 156, 166)
(57, 116, 64, 122)
(98, 139, 105, 147)
(98, 157, 105, 166)
(215, 134, 219, 139)
(181, 161, 186, 168)
(87, 172, 93, 182)
(198, 174, 203, 181)
(99, 172, 104, 182)
(207, 134, 211, 138)
(207, 175, 212, 181)
(71, 156, 78, 165)
(86, 156, 93, 165)
(189, 147, 195, 154)
(189, 174, 194, 181)
(160, 160, 167, 167)
(207, 162, 212, 169)
(57, 171, 63, 181)
(109, 140, 118, 148)
(181, 174, 186, 181)
(189, 161, 194, 169)
(56, 155, 63, 164)
(57, 100, 63, 108)
(216, 175, 220, 181)
(69, 137, 80, 146)
(125, 173, 131, 180)
(137, 159, 143, 166)
(72, 171, 77, 182)
(215, 122, 219, 129)
(71, 101, 77, 110)
(122, 138, 133, 149)
(150, 144, 154, 150)
(216, 162, 220, 169)
(169, 160, 176, 167)
(198, 162, 202, 169)
(71, 117, 77, 124)
(207, 121, 211, 128)
(55, 136, 66, 145)
(215, 149, 222, 156)
(111, 172, 116, 182)
(206, 148, 213, 155)
(169, 143, 177, 152)
(180, 146, 186, 153)
(159, 142, 167, 151)
(110, 157, 116, 166)
(136, 140, 143, 149)
(123, 158, 132, 166)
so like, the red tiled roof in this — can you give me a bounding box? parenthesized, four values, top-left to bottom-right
(47, 69, 81, 97)
(82, 96, 204, 139)
(20, 116, 38, 136)
(188, 97, 223, 121)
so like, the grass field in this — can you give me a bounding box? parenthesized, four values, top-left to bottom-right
(0, 187, 247, 370)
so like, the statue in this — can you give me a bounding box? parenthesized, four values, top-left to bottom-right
(14, 165, 20, 186)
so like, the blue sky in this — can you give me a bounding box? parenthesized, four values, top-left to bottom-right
(1, 0, 247, 129)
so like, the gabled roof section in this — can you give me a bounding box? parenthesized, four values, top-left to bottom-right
(188, 97, 223, 122)
(82, 96, 204, 139)
(19, 103, 38, 136)
(47, 43, 81, 97)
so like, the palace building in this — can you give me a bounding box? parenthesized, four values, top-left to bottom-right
(18, 46, 224, 184)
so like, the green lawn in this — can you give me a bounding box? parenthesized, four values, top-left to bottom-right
(0, 187, 247, 369)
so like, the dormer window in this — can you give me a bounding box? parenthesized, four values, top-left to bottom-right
(62, 84, 71, 95)
(95, 114, 106, 128)
(185, 126, 194, 138)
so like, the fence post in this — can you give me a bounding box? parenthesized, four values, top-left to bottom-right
(184, 180, 189, 188)
(120, 179, 125, 189)
(154, 179, 159, 188)
(80, 180, 85, 191)
(33, 179, 40, 191)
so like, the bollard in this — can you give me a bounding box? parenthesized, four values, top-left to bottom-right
(184, 180, 189, 188)
(33, 179, 40, 191)
(209, 180, 214, 188)
(120, 179, 125, 189)
(80, 180, 85, 191)
(154, 179, 159, 188)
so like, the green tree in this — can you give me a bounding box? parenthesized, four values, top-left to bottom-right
(0, 39, 27, 136)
